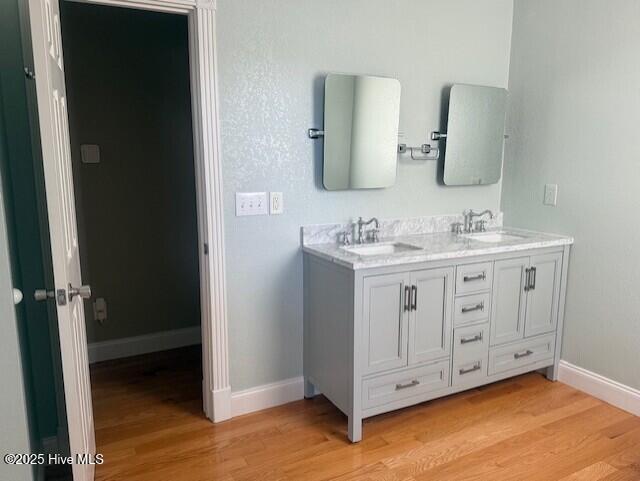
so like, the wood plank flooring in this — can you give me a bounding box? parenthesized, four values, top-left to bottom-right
(91, 347, 640, 481)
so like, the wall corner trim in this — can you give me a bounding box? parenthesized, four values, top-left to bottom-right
(231, 377, 304, 417)
(558, 360, 640, 417)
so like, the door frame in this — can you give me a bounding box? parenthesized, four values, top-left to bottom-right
(62, 0, 231, 421)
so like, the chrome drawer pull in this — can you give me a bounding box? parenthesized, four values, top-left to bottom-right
(459, 363, 481, 375)
(395, 380, 419, 390)
(514, 349, 534, 359)
(461, 302, 484, 314)
(460, 333, 483, 344)
(404, 285, 411, 312)
(463, 272, 486, 282)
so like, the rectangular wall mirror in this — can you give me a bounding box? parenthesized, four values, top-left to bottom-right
(322, 73, 401, 190)
(442, 84, 508, 186)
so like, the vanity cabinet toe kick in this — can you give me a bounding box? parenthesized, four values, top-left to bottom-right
(303, 244, 571, 443)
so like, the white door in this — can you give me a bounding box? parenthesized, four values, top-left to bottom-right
(27, 0, 95, 480)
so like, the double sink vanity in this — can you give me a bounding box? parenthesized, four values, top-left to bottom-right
(302, 211, 573, 442)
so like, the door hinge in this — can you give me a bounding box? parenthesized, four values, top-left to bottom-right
(204, 242, 209, 255)
(24, 67, 35, 80)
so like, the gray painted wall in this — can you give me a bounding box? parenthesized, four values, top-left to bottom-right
(503, 0, 640, 389)
(61, 3, 201, 343)
(217, 0, 514, 390)
(0, 86, 34, 481)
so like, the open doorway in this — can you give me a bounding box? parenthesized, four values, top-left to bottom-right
(59, 0, 203, 458)
(27, 0, 229, 474)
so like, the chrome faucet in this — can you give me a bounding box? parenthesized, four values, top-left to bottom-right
(463, 209, 494, 233)
(356, 217, 380, 244)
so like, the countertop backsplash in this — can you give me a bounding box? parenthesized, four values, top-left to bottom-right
(301, 212, 504, 246)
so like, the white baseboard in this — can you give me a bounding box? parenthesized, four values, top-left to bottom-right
(88, 326, 201, 364)
(208, 386, 232, 422)
(231, 376, 304, 417)
(558, 360, 640, 417)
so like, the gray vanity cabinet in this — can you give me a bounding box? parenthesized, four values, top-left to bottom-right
(303, 243, 570, 444)
(525, 253, 561, 337)
(363, 267, 453, 375)
(490, 257, 529, 345)
(490, 252, 562, 346)
(362, 273, 410, 375)
(408, 267, 453, 365)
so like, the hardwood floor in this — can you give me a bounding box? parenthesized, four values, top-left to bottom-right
(91, 347, 640, 481)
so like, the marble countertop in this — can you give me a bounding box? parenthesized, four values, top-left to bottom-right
(302, 227, 574, 270)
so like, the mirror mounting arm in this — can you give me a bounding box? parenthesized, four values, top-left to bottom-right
(431, 131, 448, 141)
(308, 128, 325, 139)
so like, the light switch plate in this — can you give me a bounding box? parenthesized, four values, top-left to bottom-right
(544, 184, 558, 206)
(236, 192, 268, 216)
(80, 144, 100, 164)
(270, 192, 283, 215)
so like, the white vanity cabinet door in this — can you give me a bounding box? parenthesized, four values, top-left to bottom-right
(525, 253, 561, 338)
(408, 267, 454, 365)
(490, 257, 528, 346)
(362, 273, 410, 375)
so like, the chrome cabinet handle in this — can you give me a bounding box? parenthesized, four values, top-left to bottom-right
(68, 284, 92, 301)
(461, 302, 484, 314)
(395, 380, 419, 390)
(524, 268, 531, 292)
(463, 272, 486, 282)
(404, 285, 411, 312)
(459, 363, 481, 375)
(460, 333, 483, 344)
(514, 349, 533, 359)
(530, 267, 536, 290)
(411, 285, 417, 311)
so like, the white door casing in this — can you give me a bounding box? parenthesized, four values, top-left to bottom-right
(28, 7, 231, 473)
(27, 0, 95, 479)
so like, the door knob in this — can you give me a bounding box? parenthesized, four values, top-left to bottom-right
(68, 285, 92, 301)
(13, 289, 23, 305)
(34, 289, 55, 301)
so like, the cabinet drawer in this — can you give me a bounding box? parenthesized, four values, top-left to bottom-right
(456, 262, 493, 294)
(453, 357, 488, 386)
(488, 334, 556, 376)
(362, 360, 450, 409)
(454, 293, 490, 326)
(453, 322, 490, 363)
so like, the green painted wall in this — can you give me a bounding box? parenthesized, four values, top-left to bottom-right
(503, 0, 640, 389)
(217, 0, 514, 391)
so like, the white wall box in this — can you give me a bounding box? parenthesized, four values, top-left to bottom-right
(303, 244, 570, 442)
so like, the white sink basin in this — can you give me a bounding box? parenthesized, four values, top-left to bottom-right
(342, 242, 422, 256)
(463, 231, 526, 243)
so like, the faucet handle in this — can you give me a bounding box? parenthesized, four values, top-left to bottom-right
(474, 220, 488, 232)
(366, 228, 380, 243)
(338, 230, 352, 246)
(451, 222, 463, 235)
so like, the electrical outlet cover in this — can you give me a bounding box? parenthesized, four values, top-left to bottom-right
(544, 184, 558, 206)
(270, 192, 283, 214)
